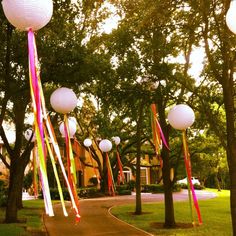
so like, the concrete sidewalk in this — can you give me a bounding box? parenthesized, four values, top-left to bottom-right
(43, 190, 217, 236)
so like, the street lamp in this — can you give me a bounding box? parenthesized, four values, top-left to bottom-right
(168, 104, 202, 225)
(226, 0, 236, 34)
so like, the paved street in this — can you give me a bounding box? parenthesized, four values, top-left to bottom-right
(43, 190, 217, 236)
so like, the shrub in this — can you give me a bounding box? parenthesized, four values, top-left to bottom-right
(118, 189, 132, 195)
(127, 180, 136, 191)
(142, 184, 164, 193)
(142, 184, 182, 193)
(116, 184, 132, 195)
(177, 183, 205, 190)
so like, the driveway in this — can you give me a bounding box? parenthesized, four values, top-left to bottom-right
(43, 190, 217, 236)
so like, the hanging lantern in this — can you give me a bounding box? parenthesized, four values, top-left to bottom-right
(50, 87, 78, 114)
(226, 0, 236, 34)
(59, 119, 77, 138)
(112, 136, 120, 145)
(83, 138, 92, 147)
(1, 0, 53, 31)
(99, 139, 112, 152)
(24, 128, 35, 142)
(167, 104, 195, 130)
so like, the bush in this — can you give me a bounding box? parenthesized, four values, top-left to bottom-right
(117, 189, 132, 195)
(142, 184, 182, 193)
(116, 184, 132, 195)
(49, 187, 102, 200)
(127, 180, 136, 191)
(177, 183, 205, 190)
(142, 184, 164, 193)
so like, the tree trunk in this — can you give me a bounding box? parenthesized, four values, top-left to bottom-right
(223, 82, 236, 235)
(135, 100, 144, 215)
(5, 158, 25, 223)
(157, 98, 175, 228)
(162, 127, 176, 228)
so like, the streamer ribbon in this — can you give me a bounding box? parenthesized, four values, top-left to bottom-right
(150, 104, 169, 168)
(28, 29, 81, 221)
(106, 153, 115, 196)
(63, 115, 80, 222)
(28, 29, 53, 216)
(182, 130, 202, 225)
(116, 146, 125, 185)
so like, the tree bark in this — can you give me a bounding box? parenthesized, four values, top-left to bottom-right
(135, 100, 144, 215)
(5, 158, 26, 223)
(157, 97, 175, 228)
(223, 82, 236, 235)
(162, 126, 176, 228)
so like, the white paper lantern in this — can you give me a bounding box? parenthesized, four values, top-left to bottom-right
(2, 0, 53, 31)
(112, 136, 120, 145)
(83, 138, 92, 147)
(99, 139, 112, 152)
(69, 117, 77, 125)
(50, 87, 78, 114)
(226, 1, 236, 34)
(59, 119, 77, 138)
(167, 104, 195, 130)
(24, 129, 35, 142)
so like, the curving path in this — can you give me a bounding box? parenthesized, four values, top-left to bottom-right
(43, 190, 217, 236)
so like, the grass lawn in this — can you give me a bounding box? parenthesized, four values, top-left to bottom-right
(111, 189, 232, 236)
(0, 199, 45, 236)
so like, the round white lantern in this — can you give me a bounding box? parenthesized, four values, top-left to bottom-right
(99, 139, 112, 152)
(83, 138, 92, 147)
(24, 128, 35, 142)
(226, 1, 236, 34)
(59, 119, 77, 138)
(112, 136, 120, 145)
(50, 87, 78, 114)
(167, 104, 195, 130)
(2, 0, 53, 31)
(69, 117, 77, 125)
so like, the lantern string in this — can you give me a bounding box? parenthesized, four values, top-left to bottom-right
(182, 130, 202, 225)
(28, 29, 54, 216)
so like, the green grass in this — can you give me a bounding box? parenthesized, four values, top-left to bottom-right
(111, 189, 232, 236)
(0, 199, 45, 236)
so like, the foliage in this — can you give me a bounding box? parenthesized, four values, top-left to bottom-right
(142, 184, 182, 193)
(48, 187, 104, 200)
(23, 171, 33, 191)
(178, 183, 205, 190)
